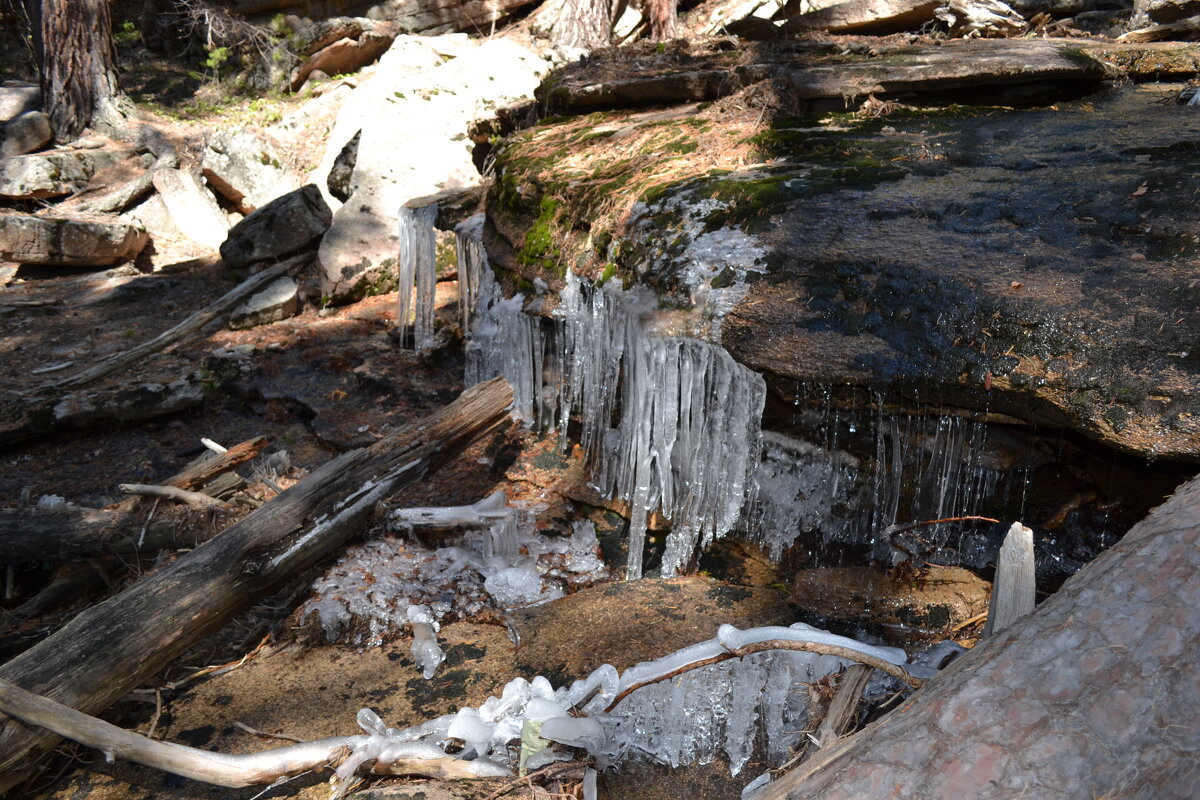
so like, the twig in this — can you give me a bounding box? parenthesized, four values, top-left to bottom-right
(119, 484, 228, 509)
(165, 634, 271, 691)
(481, 762, 583, 800)
(885, 515, 999, 538)
(605, 640, 923, 713)
(951, 611, 988, 633)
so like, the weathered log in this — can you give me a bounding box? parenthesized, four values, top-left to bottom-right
(0, 436, 267, 563)
(810, 663, 872, 750)
(751, 473, 1200, 800)
(49, 257, 299, 391)
(0, 377, 514, 793)
(981, 521, 1035, 637)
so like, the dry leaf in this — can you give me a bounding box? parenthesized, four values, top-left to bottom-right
(1131, 182, 1149, 197)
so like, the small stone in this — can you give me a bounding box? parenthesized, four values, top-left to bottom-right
(229, 276, 301, 329)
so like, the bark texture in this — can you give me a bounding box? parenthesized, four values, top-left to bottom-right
(646, 0, 677, 40)
(34, 0, 123, 142)
(754, 474, 1200, 800)
(549, 0, 616, 49)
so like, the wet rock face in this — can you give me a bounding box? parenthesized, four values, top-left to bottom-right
(488, 42, 1200, 461)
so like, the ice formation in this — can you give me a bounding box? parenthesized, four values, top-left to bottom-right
(396, 203, 439, 351)
(457, 215, 767, 579)
(299, 493, 609, 655)
(328, 621, 927, 784)
(753, 395, 1030, 564)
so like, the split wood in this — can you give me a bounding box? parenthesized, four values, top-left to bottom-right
(49, 257, 300, 390)
(604, 639, 924, 713)
(0, 377, 515, 793)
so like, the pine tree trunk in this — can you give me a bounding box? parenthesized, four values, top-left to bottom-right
(647, 0, 677, 40)
(550, 0, 616, 49)
(32, 0, 124, 142)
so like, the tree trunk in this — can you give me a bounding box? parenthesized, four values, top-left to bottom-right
(0, 378, 515, 794)
(646, 0, 677, 40)
(32, 0, 125, 142)
(549, 0, 617, 50)
(751, 473, 1200, 800)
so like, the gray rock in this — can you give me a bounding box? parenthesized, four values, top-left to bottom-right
(0, 214, 148, 267)
(1132, 0, 1200, 23)
(201, 130, 299, 214)
(365, 0, 541, 34)
(313, 37, 548, 301)
(220, 184, 331, 269)
(229, 275, 300, 329)
(0, 111, 52, 159)
(0, 148, 129, 200)
(151, 168, 230, 250)
(0, 81, 39, 125)
(327, 129, 360, 202)
(120, 194, 182, 242)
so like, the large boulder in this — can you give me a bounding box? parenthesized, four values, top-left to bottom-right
(0, 81, 39, 124)
(0, 111, 52, 159)
(312, 36, 548, 301)
(201, 130, 299, 215)
(0, 148, 130, 200)
(486, 39, 1200, 462)
(220, 184, 331, 269)
(1131, 0, 1200, 23)
(0, 214, 148, 267)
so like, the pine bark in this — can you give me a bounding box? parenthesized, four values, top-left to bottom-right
(646, 0, 677, 40)
(32, 0, 123, 142)
(550, 0, 616, 49)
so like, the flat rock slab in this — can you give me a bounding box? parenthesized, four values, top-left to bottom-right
(542, 38, 1116, 111)
(0, 214, 148, 267)
(152, 169, 229, 250)
(0, 148, 130, 200)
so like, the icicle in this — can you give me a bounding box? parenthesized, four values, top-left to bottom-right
(397, 203, 439, 351)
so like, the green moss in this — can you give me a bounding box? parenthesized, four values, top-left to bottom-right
(518, 195, 565, 276)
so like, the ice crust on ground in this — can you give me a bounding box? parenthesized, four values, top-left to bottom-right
(299, 493, 609, 654)
(457, 215, 767, 578)
(333, 622, 927, 781)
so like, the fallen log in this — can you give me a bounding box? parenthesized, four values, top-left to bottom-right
(0, 377, 515, 794)
(751, 473, 1200, 800)
(0, 436, 268, 563)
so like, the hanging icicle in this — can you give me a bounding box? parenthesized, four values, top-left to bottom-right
(397, 203, 439, 352)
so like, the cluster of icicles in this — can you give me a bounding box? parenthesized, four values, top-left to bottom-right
(398, 207, 767, 579)
(330, 621, 929, 798)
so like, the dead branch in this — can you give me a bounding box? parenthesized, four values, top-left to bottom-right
(605, 639, 924, 712)
(0, 377, 515, 793)
(49, 257, 300, 391)
(117, 483, 228, 508)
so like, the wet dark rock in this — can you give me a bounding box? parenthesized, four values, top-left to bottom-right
(489, 40, 1200, 461)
